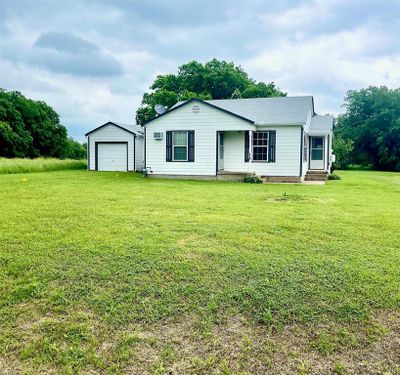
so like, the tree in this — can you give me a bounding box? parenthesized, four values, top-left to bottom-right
(136, 59, 286, 124)
(333, 135, 354, 170)
(0, 89, 84, 159)
(63, 138, 87, 159)
(335, 86, 400, 171)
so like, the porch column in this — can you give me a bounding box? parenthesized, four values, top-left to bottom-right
(248, 130, 253, 162)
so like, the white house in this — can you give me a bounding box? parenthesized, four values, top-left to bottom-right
(85, 96, 333, 182)
(143, 97, 334, 182)
(85, 122, 144, 172)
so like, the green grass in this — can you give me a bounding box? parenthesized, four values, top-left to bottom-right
(0, 158, 86, 174)
(0, 170, 399, 373)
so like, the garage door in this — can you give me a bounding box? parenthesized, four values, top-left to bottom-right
(97, 143, 127, 171)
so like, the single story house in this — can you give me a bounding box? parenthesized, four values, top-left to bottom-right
(85, 96, 334, 182)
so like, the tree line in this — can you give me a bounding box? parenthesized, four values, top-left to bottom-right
(334, 86, 400, 171)
(0, 89, 86, 159)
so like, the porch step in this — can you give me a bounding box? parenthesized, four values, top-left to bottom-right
(305, 170, 328, 181)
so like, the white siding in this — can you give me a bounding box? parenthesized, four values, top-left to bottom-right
(145, 101, 254, 176)
(88, 124, 135, 171)
(135, 136, 144, 171)
(223, 126, 301, 176)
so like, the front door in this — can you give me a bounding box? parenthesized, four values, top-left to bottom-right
(218, 132, 224, 170)
(309, 136, 325, 170)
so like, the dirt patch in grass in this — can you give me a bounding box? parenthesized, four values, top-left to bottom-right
(1, 309, 399, 374)
(266, 194, 332, 204)
(119, 310, 399, 374)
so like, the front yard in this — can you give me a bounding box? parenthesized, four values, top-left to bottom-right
(0, 170, 399, 374)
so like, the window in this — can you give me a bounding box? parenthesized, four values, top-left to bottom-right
(166, 130, 194, 162)
(311, 137, 324, 160)
(252, 132, 269, 161)
(172, 131, 188, 161)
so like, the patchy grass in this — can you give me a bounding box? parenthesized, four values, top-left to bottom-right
(0, 157, 86, 174)
(0, 170, 399, 373)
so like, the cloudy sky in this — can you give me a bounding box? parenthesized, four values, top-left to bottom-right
(1, 0, 399, 141)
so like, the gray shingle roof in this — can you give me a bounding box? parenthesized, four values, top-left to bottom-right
(171, 96, 314, 125)
(204, 96, 314, 125)
(309, 115, 334, 135)
(113, 122, 144, 135)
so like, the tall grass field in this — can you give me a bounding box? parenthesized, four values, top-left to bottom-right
(0, 170, 399, 374)
(0, 158, 86, 174)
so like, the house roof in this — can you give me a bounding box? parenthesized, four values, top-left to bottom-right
(204, 96, 314, 125)
(164, 96, 314, 126)
(309, 115, 334, 135)
(85, 121, 143, 136)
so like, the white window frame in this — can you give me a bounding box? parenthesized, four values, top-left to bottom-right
(172, 131, 188, 162)
(252, 131, 269, 162)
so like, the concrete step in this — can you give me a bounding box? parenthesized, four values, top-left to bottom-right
(305, 173, 328, 181)
(307, 170, 328, 175)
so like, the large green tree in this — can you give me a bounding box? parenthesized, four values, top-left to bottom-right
(335, 86, 400, 171)
(0, 89, 85, 159)
(136, 59, 286, 124)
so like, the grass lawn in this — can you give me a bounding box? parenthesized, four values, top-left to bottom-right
(0, 169, 399, 374)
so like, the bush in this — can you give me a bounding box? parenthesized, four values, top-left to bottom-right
(328, 173, 341, 180)
(332, 136, 354, 170)
(243, 175, 263, 184)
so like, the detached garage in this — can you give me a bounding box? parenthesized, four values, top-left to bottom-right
(85, 122, 144, 172)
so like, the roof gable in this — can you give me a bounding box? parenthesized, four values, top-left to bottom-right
(144, 98, 254, 126)
(85, 121, 143, 136)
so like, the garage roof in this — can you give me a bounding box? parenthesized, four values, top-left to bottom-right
(85, 121, 143, 136)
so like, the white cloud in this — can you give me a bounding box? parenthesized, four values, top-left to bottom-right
(243, 27, 400, 114)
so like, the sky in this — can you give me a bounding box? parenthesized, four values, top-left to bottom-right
(1, 0, 399, 141)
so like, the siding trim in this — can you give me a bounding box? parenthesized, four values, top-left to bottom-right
(133, 133, 136, 172)
(299, 127, 304, 177)
(144, 126, 147, 171)
(144, 98, 255, 126)
(215, 131, 219, 176)
(87, 135, 90, 170)
(95, 141, 129, 171)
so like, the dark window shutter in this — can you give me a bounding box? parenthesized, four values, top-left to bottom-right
(268, 130, 276, 162)
(188, 130, 195, 162)
(166, 131, 172, 162)
(244, 131, 249, 162)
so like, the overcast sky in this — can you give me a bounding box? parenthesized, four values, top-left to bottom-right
(1, 0, 399, 141)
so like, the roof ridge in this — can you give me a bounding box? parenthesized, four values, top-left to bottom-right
(206, 96, 313, 102)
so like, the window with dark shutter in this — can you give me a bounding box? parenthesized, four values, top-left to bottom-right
(166, 130, 194, 162)
(268, 130, 276, 163)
